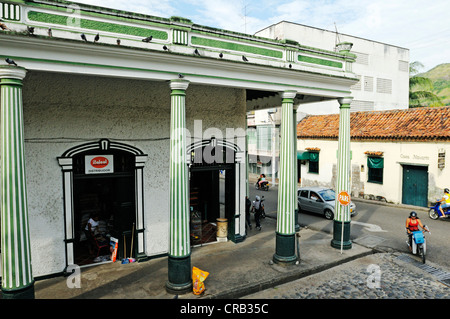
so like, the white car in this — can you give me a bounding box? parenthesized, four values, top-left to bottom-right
(297, 187, 357, 220)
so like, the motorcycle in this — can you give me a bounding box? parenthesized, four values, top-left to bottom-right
(428, 200, 450, 220)
(255, 180, 269, 191)
(407, 226, 430, 264)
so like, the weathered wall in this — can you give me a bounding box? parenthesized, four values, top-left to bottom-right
(11, 71, 246, 276)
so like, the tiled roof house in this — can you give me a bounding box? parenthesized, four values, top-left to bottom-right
(297, 106, 450, 141)
(296, 106, 450, 207)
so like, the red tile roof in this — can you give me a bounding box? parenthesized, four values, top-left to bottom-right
(297, 106, 450, 141)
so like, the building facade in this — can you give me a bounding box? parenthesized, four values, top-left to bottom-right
(0, 0, 357, 297)
(256, 21, 410, 114)
(297, 107, 450, 207)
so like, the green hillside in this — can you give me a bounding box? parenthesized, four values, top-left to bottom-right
(420, 63, 450, 106)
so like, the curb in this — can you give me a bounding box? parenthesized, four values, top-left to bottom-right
(200, 249, 375, 299)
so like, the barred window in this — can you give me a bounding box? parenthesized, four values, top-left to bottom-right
(377, 78, 392, 94)
(367, 156, 383, 184)
(308, 152, 319, 174)
(354, 52, 369, 65)
(351, 75, 361, 91)
(364, 76, 373, 92)
(399, 60, 409, 72)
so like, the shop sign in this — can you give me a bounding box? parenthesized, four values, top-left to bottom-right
(85, 155, 114, 174)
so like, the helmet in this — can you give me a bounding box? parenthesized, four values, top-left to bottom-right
(255, 195, 260, 201)
(409, 211, 417, 218)
(445, 188, 449, 193)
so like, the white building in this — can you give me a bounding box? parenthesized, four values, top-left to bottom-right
(296, 106, 450, 207)
(256, 21, 410, 114)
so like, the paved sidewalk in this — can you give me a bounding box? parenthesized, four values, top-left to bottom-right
(33, 212, 450, 301)
(34, 217, 372, 299)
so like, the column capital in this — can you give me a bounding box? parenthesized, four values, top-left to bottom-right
(338, 96, 353, 107)
(0, 66, 27, 82)
(170, 79, 190, 91)
(280, 90, 297, 100)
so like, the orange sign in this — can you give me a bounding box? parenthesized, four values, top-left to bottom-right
(338, 191, 350, 206)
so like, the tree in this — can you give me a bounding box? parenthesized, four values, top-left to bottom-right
(409, 61, 443, 108)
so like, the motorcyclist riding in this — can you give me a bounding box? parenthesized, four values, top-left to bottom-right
(405, 211, 429, 251)
(437, 188, 450, 218)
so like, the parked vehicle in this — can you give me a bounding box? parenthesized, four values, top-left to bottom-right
(297, 187, 356, 220)
(428, 200, 450, 220)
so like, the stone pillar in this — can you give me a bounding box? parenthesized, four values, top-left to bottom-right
(273, 91, 297, 265)
(0, 66, 34, 299)
(331, 97, 353, 250)
(166, 79, 192, 294)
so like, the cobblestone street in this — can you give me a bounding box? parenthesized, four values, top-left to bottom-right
(243, 253, 450, 299)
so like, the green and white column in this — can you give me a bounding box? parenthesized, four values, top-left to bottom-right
(166, 79, 192, 294)
(0, 66, 34, 299)
(331, 97, 353, 250)
(273, 91, 297, 265)
(293, 105, 300, 232)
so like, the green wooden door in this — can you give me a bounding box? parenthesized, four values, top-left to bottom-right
(402, 165, 428, 207)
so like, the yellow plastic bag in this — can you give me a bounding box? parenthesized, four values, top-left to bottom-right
(192, 266, 209, 295)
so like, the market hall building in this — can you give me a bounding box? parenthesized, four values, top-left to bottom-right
(0, 0, 357, 298)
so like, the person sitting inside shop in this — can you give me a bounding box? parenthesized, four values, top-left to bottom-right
(84, 213, 100, 256)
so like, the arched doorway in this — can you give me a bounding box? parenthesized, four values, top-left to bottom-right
(187, 138, 244, 244)
(58, 139, 147, 268)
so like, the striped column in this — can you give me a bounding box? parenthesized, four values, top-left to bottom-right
(293, 106, 300, 232)
(0, 66, 34, 299)
(331, 97, 353, 250)
(166, 79, 192, 294)
(273, 91, 297, 265)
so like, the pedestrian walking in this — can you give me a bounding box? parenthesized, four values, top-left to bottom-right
(253, 196, 262, 231)
(245, 196, 252, 230)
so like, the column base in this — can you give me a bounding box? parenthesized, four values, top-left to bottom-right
(165, 255, 192, 294)
(273, 232, 298, 265)
(331, 220, 352, 250)
(1, 282, 35, 299)
(294, 209, 300, 232)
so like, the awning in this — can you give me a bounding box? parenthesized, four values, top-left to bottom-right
(297, 151, 310, 160)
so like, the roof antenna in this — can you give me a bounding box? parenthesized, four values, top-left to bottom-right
(334, 22, 341, 52)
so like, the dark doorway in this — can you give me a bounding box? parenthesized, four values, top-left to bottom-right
(72, 149, 136, 265)
(190, 166, 235, 245)
(402, 165, 428, 207)
(189, 141, 236, 245)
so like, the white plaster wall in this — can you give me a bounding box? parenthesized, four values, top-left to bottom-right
(17, 72, 246, 277)
(297, 138, 450, 205)
(257, 22, 410, 112)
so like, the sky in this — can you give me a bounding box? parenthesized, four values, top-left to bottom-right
(73, 0, 449, 72)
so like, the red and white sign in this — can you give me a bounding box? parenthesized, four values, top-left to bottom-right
(337, 191, 351, 206)
(85, 155, 114, 174)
